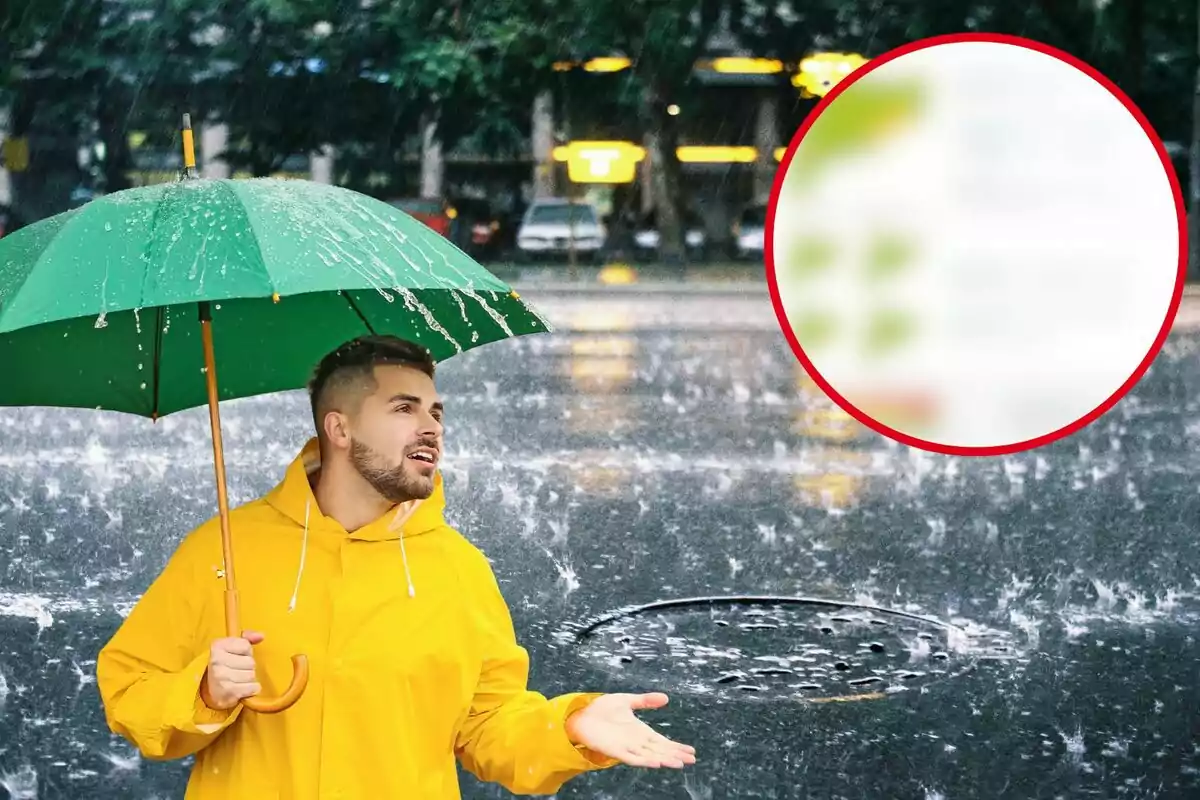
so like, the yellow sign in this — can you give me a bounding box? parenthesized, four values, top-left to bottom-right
(793, 52, 870, 98)
(1, 137, 30, 172)
(553, 57, 632, 72)
(553, 140, 645, 184)
(676, 146, 757, 164)
(710, 57, 784, 74)
(583, 57, 631, 73)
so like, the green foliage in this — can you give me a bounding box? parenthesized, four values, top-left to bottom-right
(0, 0, 1196, 200)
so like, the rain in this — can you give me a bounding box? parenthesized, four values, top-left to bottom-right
(1, 286, 1198, 797)
(4, 1, 1200, 799)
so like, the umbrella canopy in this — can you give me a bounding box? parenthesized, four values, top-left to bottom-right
(0, 176, 549, 417)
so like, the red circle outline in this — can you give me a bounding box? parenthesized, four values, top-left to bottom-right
(765, 32, 1188, 457)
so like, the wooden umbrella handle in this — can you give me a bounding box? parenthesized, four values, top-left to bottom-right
(223, 588, 309, 714)
(242, 654, 310, 714)
(201, 302, 310, 715)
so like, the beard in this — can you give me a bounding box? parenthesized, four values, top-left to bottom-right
(349, 437, 435, 503)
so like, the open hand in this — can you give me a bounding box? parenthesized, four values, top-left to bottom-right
(565, 693, 696, 769)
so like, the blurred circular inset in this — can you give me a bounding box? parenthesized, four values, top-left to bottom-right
(767, 33, 1184, 456)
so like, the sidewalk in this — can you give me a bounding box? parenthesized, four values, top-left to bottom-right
(505, 263, 768, 294)
(508, 263, 1200, 299)
(507, 263, 1200, 333)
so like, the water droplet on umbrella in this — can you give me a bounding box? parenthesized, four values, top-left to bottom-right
(104, 222, 112, 232)
(138, 364, 143, 370)
(140, 383, 147, 390)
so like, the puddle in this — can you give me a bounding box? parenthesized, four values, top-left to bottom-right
(559, 595, 1020, 704)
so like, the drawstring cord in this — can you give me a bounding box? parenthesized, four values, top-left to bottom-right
(399, 533, 415, 598)
(391, 502, 418, 598)
(288, 499, 311, 613)
(288, 497, 419, 612)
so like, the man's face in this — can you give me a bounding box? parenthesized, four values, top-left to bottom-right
(346, 364, 444, 503)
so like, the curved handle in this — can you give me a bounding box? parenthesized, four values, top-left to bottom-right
(243, 654, 310, 714)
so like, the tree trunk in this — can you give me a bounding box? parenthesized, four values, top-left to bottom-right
(96, 94, 132, 193)
(643, 82, 685, 264)
(200, 123, 231, 180)
(753, 89, 781, 203)
(531, 90, 555, 199)
(0, 103, 12, 208)
(420, 111, 444, 200)
(1122, 0, 1145, 106)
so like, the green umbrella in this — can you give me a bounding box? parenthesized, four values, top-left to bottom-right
(0, 115, 551, 713)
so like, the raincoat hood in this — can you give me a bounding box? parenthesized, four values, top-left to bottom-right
(97, 438, 618, 799)
(265, 437, 444, 604)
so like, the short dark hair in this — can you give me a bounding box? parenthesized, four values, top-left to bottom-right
(308, 335, 436, 435)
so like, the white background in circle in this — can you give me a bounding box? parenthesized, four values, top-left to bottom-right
(773, 40, 1179, 449)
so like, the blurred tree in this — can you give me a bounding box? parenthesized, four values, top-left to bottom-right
(2, 0, 1197, 266)
(191, 0, 354, 177)
(0, 0, 214, 210)
(355, 0, 562, 196)
(553, 0, 725, 263)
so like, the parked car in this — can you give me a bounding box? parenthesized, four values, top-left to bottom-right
(516, 199, 607, 262)
(450, 197, 504, 258)
(632, 208, 708, 260)
(733, 203, 768, 260)
(386, 197, 457, 239)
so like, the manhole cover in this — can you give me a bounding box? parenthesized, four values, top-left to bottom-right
(558, 595, 1018, 704)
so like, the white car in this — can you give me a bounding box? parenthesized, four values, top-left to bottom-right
(632, 209, 708, 259)
(516, 199, 607, 261)
(733, 204, 767, 260)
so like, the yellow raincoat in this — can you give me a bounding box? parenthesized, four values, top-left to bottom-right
(96, 438, 619, 798)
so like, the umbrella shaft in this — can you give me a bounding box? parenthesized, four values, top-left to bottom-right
(199, 302, 240, 636)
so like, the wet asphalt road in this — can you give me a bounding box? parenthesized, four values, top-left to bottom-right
(1, 285, 1199, 799)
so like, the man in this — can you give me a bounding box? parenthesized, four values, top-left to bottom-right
(96, 335, 695, 799)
